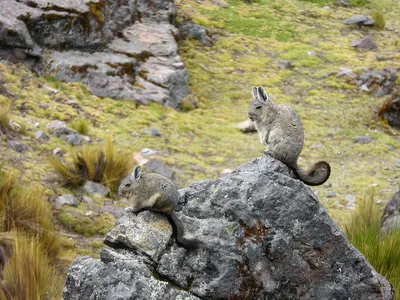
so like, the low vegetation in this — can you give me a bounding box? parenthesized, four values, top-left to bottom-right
(372, 10, 386, 30)
(0, 166, 62, 299)
(342, 194, 400, 298)
(0, 97, 10, 131)
(50, 136, 135, 191)
(71, 118, 90, 135)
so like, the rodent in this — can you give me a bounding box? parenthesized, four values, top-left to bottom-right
(118, 166, 202, 249)
(248, 86, 330, 186)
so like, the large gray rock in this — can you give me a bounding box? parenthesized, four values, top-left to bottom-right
(0, 0, 189, 109)
(63, 155, 393, 299)
(343, 15, 375, 26)
(381, 189, 400, 234)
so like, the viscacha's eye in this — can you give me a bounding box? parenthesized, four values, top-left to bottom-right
(125, 183, 131, 187)
(255, 105, 262, 109)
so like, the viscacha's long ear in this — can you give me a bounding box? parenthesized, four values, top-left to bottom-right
(257, 87, 269, 102)
(252, 87, 258, 100)
(133, 166, 142, 181)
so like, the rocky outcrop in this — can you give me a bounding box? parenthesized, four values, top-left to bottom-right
(381, 189, 400, 234)
(63, 154, 393, 300)
(0, 0, 188, 109)
(379, 86, 400, 129)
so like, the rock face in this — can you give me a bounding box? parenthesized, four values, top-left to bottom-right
(63, 154, 393, 300)
(381, 189, 400, 234)
(379, 87, 400, 128)
(0, 0, 189, 109)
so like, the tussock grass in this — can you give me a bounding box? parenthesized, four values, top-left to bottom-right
(71, 118, 90, 135)
(50, 136, 134, 191)
(1, 232, 63, 300)
(342, 193, 400, 298)
(0, 97, 11, 131)
(372, 10, 385, 30)
(0, 168, 59, 258)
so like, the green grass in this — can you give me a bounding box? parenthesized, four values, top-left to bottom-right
(71, 118, 90, 135)
(372, 10, 386, 30)
(341, 194, 400, 298)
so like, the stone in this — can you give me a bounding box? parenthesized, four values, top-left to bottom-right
(343, 15, 374, 26)
(381, 190, 400, 234)
(104, 211, 172, 261)
(345, 194, 356, 202)
(352, 136, 372, 144)
(277, 60, 292, 69)
(144, 160, 174, 181)
(396, 161, 400, 168)
(379, 87, 400, 128)
(143, 128, 161, 137)
(326, 191, 337, 198)
(56, 194, 79, 207)
(236, 119, 256, 133)
(0, 0, 189, 110)
(7, 140, 30, 153)
(101, 205, 125, 219)
(63, 154, 393, 299)
(65, 99, 81, 109)
(350, 37, 378, 51)
(37, 103, 49, 109)
(53, 148, 63, 157)
(66, 134, 82, 146)
(140, 148, 159, 156)
(179, 22, 212, 46)
(336, 0, 349, 7)
(35, 130, 49, 141)
(46, 120, 67, 132)
(309, 143, 323, 149)
(337, 67, 357, 79)
(82, 181, 110, 197)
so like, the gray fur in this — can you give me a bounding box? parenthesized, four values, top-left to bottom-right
(248, 87, 330, 186)
(118, 169, 202, 248)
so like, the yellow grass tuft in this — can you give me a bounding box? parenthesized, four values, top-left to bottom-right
(0, 98, 11, 131)
(1, 232, 63, 300)
(70, 118, 90, 135)
(50, 136, 135, 192)
(372, 10, 386, 30)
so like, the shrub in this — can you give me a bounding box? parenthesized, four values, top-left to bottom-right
(1, 232, 63, 300)
(341, 194, 400, 298)
(71, 118, 90, 135)
(0, 98, 11, 131)
(372, 10, 385, 30)
(50, 136, 134, 192)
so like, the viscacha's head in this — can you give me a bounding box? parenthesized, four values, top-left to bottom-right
(248, 86, 272, 122)
(118, 165, 143, 200)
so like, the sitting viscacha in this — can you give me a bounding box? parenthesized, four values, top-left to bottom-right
(118, 166, 203, 249)
(248, 86, 331, 186)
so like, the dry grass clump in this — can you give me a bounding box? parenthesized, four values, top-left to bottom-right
(0, 166, 62, 299)
(50, 136, 134, 191)
(372, 10, 386, 30)
(71, 118, 90, 135)
(0, 169, 59, 258)
(342, 193, 400, 298)
(1, 232, 63, 300)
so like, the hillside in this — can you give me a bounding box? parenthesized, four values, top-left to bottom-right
(1, 0, 400, 297)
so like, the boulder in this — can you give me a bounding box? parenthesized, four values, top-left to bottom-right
(0, 0, 188, 109)
(379, 87, 400, 128)
(357, 68, 398, 97)
(82, 181, 110, 197)
(381, 190, 400, 234)
(63, 154, 393, 299)
(7, 140, 30, 153)
(350, 37, 378, 51)
(343, 15, 375, 26)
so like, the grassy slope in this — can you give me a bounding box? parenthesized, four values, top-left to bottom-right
(0, 0, 400, 290)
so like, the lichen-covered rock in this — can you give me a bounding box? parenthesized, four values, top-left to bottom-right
(381, 189, 400, 234)
(0, 0, 189, 109)
(63, 154, 393, 299)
